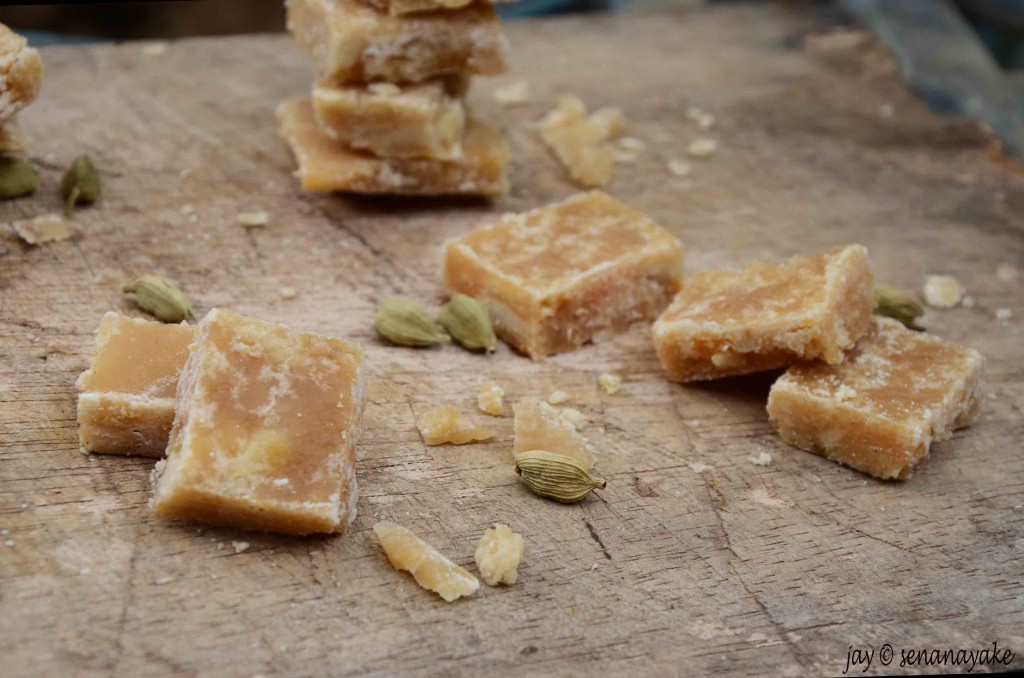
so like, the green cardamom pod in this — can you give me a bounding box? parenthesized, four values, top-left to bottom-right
(123, 275, 192, 323)
(514, 450, 607, 503)
(0, 157, 40, 200)
(875, 284, 925, 331)
(60, 154, 101, 216)
(439, 294, 496, 353)
(375, 297, 444, 347)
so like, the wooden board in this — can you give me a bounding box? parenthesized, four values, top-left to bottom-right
(2, 5, 1023, 675)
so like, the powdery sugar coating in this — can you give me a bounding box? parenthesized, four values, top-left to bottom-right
(444, 191, 684, 358)
(312, 78, 467, 160)
(0, 24, 42, 122)
(767, 318, 985, 480)
(278, 97, 508, 196)
(76, 313, 193, 457)
(653, 245, 875, 382)
(151, 309, 365, 535)
(287, 0, 508, 84)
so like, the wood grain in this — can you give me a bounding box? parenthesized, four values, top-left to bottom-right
(2, 5, 1023, 676)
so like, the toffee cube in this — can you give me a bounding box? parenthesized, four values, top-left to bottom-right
(151, 309, 366, 535)
(443, 191, 684, 358)
(653, 245, 875, 382)
(76, 313, 193, 457)
(278, 97, 508, 196)
(287, 0, 508, 84)
(767, 318, 985, 480)
(312, 78, 466, 160)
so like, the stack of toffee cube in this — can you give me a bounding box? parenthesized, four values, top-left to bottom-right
(279, 0, 515, 197)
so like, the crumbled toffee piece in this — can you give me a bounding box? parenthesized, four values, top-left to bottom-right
(374, 521, 479, 602)
(417, 406, 494, 445)
(0, 23, 43, 122)
(922, 274, 964, 309)
(513, 399, 594, 468)
(12, 214, 68, 245)
(540, 95, 624, 187)
(474, 523, 524, 586)
(477, 382, 504, 416)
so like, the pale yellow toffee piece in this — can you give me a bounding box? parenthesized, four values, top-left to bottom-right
(312, 77, 467, 160)
(417, 406, 494, 445)
(513, 399, 594, 468)
(287, 0, 508, 84)
(0, 23, 43, 121)
(77, 313, 193, 457)
(653, 245, 875, 382)
(540, 95, 624, 188)
(374, 521, 479, 602)
(768, 317, 985, 480)
(444, 191, 684, 358)
(278, 98, 508, 197)
(151, 309, 366, 535)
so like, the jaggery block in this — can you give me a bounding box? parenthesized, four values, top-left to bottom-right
(653, 245, 876, 382)
(0, 23, 42, 122)
(277, 98, 508, 197)
(540, 96, 624, 188)
(0, 116, 24, 152)
(151, 309, 366, 535)
(477, 382, 504, 416)
(417, 406, 494, 445)
(444, 191, 684, 358)
(313, 78, 466, 160)
(513, 399, 594, 468)
(474, 523, 524, 586)
(287, 0, 508, 84)
(362, 0, 517, 17)
(76, 312, 193, 456)
(767, 318, 985, 480)
(374, 521, 479, 602)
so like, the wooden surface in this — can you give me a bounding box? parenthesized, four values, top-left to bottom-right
(2, 5, 1024, 676)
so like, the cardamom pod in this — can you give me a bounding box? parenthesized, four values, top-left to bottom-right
(875, 284, 924, 331)
(0, 157, 40, 200)
(514, 450, 606, 503)
(375, 297, 443, 347)
(60, 154, 101, 216)
(439, 294, 496, 352)
(123, 275, 192, 323)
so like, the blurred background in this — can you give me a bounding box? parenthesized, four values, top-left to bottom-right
(0, 0, 1020, 69)
(1, 0, 1022, 154)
